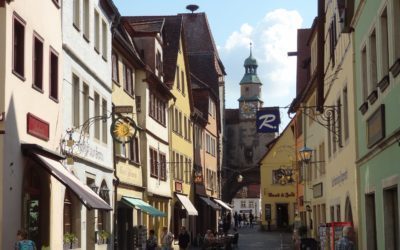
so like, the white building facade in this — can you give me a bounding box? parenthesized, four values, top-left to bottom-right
(0, 0, 64, 249)
(62, 0, 115, 249)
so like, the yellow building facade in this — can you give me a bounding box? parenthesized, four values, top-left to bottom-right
(168, 30, 196, 237)
(260, 122, 296, 230)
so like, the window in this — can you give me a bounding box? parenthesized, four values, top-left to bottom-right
(365, 193, 377, 249)
(331, 111, 337, 153)
(208, 98, 216, 117)
(64, 190, 72, 233)
(156, 51, 162, 77)
(361, 46, 368, 100)
(102, 20, 107, 60)
(383, 187, 399, 250)
(181, 71, 185, 95)
(343, 87, 349, 140)
(329, 16, 337, 65)
(150, 148, 158, 177)
(112, 52, 119, 82)
(249, 201, 254, 208)
(94, 10, 100, 52)
(184, 117, 187, 139)
(336, 98, 342, 147)
(318, 143, 325, 175)
(72, 74, 80, 127)
(136, 96, 141, 113)
(159, 153, 166, 181)
(124, 66, 133, 95)
(101, 98, 107, 143)
(330, 206, 335, 222)
(241, 201, 246, 208)
(176, 66, 180, 90)
(175, 152, 179, 180)
(49, 49, 59, 101)
(83, 0, 89, 40)
(63, 189, 81, 247)
(94, 92, 100, 139)
(336, 204, 341, 221)
(369, 30, 378, 90)
(179, 111, 182, 134)
(170, 152, 175, 179)
(13, 14, 25, 78)
(380, 8, 389, 77)
(83, 83, 89, 132)
(33, 34, 43, 90)
(149, 93, 166, 125)
(128, 137, 139, 163)
(115, 142, 126, 158)
(180, 155, 184, 180)
(393, 0, 400, 60)
(73, 0, 80, 29)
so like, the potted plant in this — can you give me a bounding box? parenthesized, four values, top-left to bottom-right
(63, 232, 78, 249)
(97, 230, 110, 244)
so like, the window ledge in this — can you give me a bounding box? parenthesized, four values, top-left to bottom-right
(32, 84, 44, 94)
(367, 90, 378, 105)
(359, 101, 368, 115)
(12, 70, 26, 82)
(83, 34, 90, 43)
(390, 58, 400, 78)
(378, 75, 390, 93)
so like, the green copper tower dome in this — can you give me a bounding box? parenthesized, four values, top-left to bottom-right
(240, 43, 261, 85)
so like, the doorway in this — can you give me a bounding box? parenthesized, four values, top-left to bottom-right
(276, 203, 289, 228)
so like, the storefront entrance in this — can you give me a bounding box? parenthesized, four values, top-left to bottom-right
(276, 203, 289, 228)
(23, 164, 50, 249)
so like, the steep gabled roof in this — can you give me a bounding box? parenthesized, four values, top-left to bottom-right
(123, 16, 165, 35)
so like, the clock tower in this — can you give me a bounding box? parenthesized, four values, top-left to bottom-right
(239, 44, 263, 119)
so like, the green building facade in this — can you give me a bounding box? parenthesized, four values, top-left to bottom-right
(353, 0, 400, 249)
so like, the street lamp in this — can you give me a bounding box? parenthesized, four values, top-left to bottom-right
(237, 174, 243, 183)
(89, 182, 99, 193)
(299, 146, 313, 164)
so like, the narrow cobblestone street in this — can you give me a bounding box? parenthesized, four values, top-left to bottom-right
(185, 225, 293, 250)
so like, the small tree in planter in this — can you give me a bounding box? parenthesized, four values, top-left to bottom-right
(97, 230, 110, 244)
(63, 232, 78, 249)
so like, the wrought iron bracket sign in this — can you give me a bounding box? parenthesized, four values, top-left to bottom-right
(110, 116, 138, 144)
(299, 105, 342, 147)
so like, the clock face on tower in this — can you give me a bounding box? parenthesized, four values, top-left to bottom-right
(240, 102, 256, 119)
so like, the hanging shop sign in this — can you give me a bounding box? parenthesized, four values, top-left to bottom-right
(110, 116, 138, 144)
(267, 192, 295, 198)
(256, 107, 281, 133)
(27, 113, 49, 141)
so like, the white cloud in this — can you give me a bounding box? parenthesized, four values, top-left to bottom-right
(224, 23, 253, 51)
(220, 9, 303, 127)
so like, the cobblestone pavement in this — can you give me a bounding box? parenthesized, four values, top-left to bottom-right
(184, 225, 293, 250)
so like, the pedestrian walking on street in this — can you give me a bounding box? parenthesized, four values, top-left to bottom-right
(234, 212, 239, 228)
(238, 214, 242, 228)
(161, 226, 174, 250)
(15, 229, 36, 250)
(335, 226, 355, 250)
(249, 211, 254, 228)
(178, 226, 190, 250)
(146, 229, 158, 250)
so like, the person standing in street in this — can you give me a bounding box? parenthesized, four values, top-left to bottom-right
(249, 211, 254, 228)
(178, 226, 190, 250)
(15, 230, 36, 250)
(234, 212, 239, 228)
(146, 229, 158, 250)
(161, 226, 174, 250)
(335, 226, 355, 250)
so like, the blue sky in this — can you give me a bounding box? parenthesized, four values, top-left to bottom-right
(113, 0, 317, 130)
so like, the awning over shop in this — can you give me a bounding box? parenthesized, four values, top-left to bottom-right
(213, 198, 232, 211)
(175, 193, 198, 216)
(122, 196, 166, 217)
(30, 152, 112, 210)
(199, 196, 220, 210)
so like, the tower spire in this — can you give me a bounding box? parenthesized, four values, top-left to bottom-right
(250, 42, 253, 57)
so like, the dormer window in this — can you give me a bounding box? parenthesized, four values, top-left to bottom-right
(156, 50, 163, 77)
(337, 0, 354, 33)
